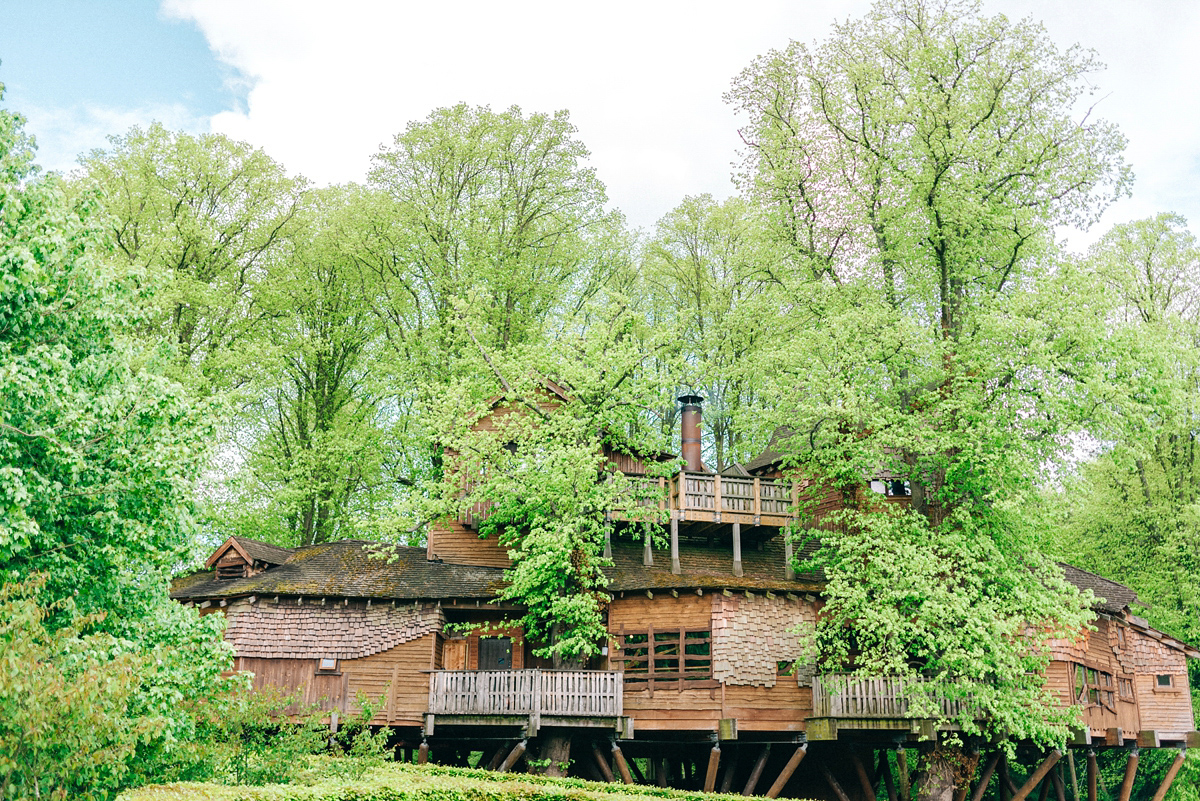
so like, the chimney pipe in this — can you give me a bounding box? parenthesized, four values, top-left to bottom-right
(678, 394, 704, 473)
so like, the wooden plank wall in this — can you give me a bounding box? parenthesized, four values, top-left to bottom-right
(427, 520, 511, 567)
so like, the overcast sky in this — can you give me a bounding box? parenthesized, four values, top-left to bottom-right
(2, 0, 1198, 247)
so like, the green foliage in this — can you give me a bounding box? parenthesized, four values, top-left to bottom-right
(726, 0, 1130, 751)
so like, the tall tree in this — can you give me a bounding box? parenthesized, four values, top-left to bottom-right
(79, 123, 306, 393)
(727, 2, 1130, 797)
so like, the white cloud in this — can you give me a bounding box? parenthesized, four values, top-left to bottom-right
(164, 0, 1200, 241)
(20, 101, 210, 176)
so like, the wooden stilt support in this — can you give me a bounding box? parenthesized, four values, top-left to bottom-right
(489, 743, 510, 770)
(1037, 776, 1051, 801)
(1149, 750, 1186, 801)
(766, 745, 808, 799)
(612, 744, 635, 785)
(628, 755, 648, 784)
(705, 745, 722, 793)
(1067, 752, 1080, 801)
(604, 520, 613, 560)
(897, 749, 912, 801)
(721, 751, 739, 794)
(1051, 765, 1067, 801)
(671, 516, 681, 574)
(821, 760, 853, 801)
(418, 740, 429, 765)
(743, 744, 772, 796)
(971, 752, 1002, 801)
(643, 527, 653, 566)
(956, 752, 980, 801)
(498, 740, 527, 774)
(852, 748, 875, 801)
(1011, 751, 1062, 801)
(882, 751, 899, 801)
(1117, 749, 1139, 801)
(1000, 753, 1013, 801)
(656, 757, 669, 788)
(732, 522, 744, 577)
(1086, 751, 1098, 801)
(593, 744, 615, 782)
(784, 534, 795, 580)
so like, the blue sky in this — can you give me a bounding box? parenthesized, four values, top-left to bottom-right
(2, 0, 1199, 243)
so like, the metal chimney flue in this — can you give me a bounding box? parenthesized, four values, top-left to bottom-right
(678, 394, 704, 473)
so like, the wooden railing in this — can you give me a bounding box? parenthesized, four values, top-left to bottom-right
(428, 669, 622, 718)
(812, 674, 976, 719)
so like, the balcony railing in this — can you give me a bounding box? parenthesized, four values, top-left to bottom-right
(812, 673, 976, 719)
(428, 669, 623, 718)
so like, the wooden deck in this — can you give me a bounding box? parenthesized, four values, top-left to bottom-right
(425, 669, 628, 736)
(606, 472, 799, 528)
(808, 673, 977, 741)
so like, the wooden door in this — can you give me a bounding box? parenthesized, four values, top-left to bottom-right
(479, 637, 513, 670)
(444, 639, 467, 671)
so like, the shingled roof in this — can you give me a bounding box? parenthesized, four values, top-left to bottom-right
(1059, 562, 1140, 615)
(172, 540, 506, 602)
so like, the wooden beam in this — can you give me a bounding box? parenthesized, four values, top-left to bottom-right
(767, 745, 808, 799)
(498, 740, 527, 774)
(1067, 752, 1080, 801)
(612, 744, 635, 785)
(1149, 750, 1186, 801)
(705, 745, 722, 793)
(820, 760, 853, 801)
(971, 753, 1002, 801)
(1050, 765, 1066, 801)
(882, 750, 899, 801)
(1011, 751, 1063, 801)
(488, 743, 510, 770)
(643, 527, 653, 566)
(656, 757, 669, 788)
(671, 516, 681, 574)
(743, 743, 772, 796)
(628, 754, 648, 784)
(852, 748, 875, 801)
(897, 749, 912, 801)
(593, 744, 615, 783)
(418, 740, 429, 765)
(1086, 751, 1098, 801)
(1000, 753, 1013, 801)
(721, 750, 739, 794)
(732, 522, 744, 577)
(1116, 750, 1139, 801)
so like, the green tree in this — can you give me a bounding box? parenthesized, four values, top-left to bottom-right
(727, 2, 1130, 797)
(0, 88, 233, 795)
(79, 123, 305, 393)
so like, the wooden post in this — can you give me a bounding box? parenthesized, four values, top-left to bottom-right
(897, 749, 912, 801)
(604, 519, 613, 560)
(1085, 750, 1098, 801)
(784, 534, 795, 580)
(1149, 750, 1186, 801)
(971, 753, 1002, 801)
(705, 745, 722, 793)
(882, 750, 899, 801)
(743, 743, 772, 796)
(498, 740, 528, 774)
(852, 748, 875, 801)
(1000, 753, 1012, 801)
(715, 475, 723, 523)
(1011, 750, 1062, 801)
(418, 740, 429, 765)
(767, 745, 808, 799)
(1037, 777, 1051, 801)
(593, 744, 615, 782)
(753, 476, 762, 525)
(821, 760, 854, 801)
(489, 743, 510, 770)
(1067, 752, 1080, 801)
(956, 751, 979, 801)
(643, 526, 653, 566)
(628, 754, 648, 784)
(671, 515, 681, 574)
(612, 744, 635, 785)
(721, 750, 739, 794)
(1051, 766, 1067, 801)
(1116, 750, 1139, 801)
(733, 522, 744, 578)
(656, 756, 669, 788)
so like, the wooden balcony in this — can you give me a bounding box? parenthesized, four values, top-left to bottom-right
(808, 674, 977, 741)
(607, 472, 799, 528)
(425, 669, 629, 737)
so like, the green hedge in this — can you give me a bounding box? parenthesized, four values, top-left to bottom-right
(118, 762, 810, 801)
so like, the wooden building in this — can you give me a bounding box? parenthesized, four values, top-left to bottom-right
(172, 396, 1199, 800)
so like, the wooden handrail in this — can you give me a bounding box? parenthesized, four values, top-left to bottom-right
(428, 669, 622, 718)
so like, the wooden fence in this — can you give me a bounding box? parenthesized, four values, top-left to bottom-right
(428, 669, 622, 718)
(812, 674, 975, 719)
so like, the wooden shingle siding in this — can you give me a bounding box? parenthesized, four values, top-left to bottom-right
(427, 521, 511, 568)
(711, 593, 817, 687)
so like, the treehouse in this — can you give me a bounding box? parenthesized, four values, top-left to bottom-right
(172, 394, 1199, 801)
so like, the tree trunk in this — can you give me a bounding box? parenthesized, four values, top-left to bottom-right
(535, 729, 573, 777)
(916, 744, 978, 801)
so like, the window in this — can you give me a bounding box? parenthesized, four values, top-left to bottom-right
(616, 629, 711, 686)
(1116, 627, 1126, 648)
(1119, 677, 1134, 698)
(317, 657, 338, 672)
(1073, 664, 1116, 710)
(1157, 674, 1174, 688)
